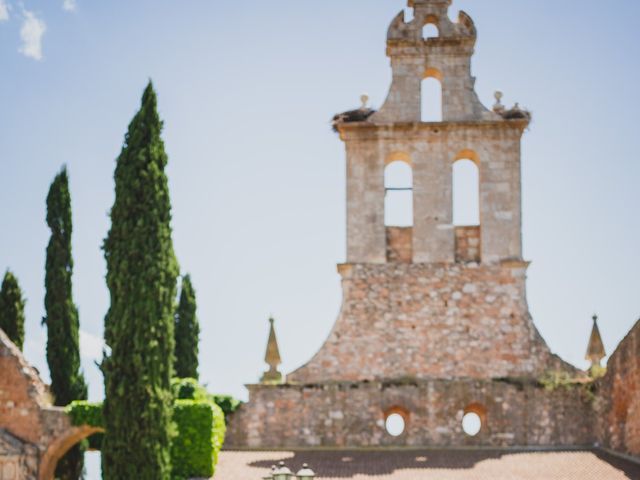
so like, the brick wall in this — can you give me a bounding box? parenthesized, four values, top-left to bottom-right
(596, 319, 640, 456)
(226, 379, 594, 448)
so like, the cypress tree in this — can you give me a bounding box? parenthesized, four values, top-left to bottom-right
(0, 270, 25, 350)
(43, 167, 88, 480)
(174, 274, 199, 379)
(102, 81, 179, 480)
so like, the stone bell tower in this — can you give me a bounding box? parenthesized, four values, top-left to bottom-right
(286, 0, 562, 384)
(227, 0, 589, 449)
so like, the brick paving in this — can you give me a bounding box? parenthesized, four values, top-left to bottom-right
(216, 449, 640, 479)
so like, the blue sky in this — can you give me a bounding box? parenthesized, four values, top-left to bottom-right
(1, 0, 639, 410)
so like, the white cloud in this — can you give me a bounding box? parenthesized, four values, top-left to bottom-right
(80, 330, 105, 361)
(62, 0, 76, 12)
(0, 0, 9, 22)
(19, 10, 46, 60)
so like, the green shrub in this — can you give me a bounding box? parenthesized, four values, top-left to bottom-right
(66, 401, 104, 428)
(171, 400, 225, 479)
(172, 377, 209, 402)
(66, 397, 225, 479)
(212, 394, 242, 420)
(172, 377, 241, 422)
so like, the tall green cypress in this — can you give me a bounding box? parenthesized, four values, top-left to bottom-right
(174, 274, 199, 379)
(102, 81, 179, 480)
(43, 167, 88, 480)
(0, 270, 25, 350)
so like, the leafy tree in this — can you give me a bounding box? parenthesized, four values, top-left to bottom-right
(0, 270, 25, 350)
(174, 275, 199, 379)
(102, 81, 179, 480)
(43, 167, 88, 480)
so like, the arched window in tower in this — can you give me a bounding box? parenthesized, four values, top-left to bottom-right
(452, 159, 480, 226)
(453, 156, 481, 263)
(384, 160, 413, 227)
(423, 23, 439, 39)
(421, 71, 443, 122)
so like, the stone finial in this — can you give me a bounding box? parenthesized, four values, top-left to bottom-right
(586, 314, 606, 369)
(261, 317, 283, 383)
(360, 93, 369, 109)
(493, 91, 504, 112)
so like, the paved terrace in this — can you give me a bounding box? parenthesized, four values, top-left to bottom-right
(217, 449, 640, 479)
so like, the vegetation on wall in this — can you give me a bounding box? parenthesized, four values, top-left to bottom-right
(66, 401, 104, 428)
(101, 81, 180, 480)
(43, 167, 88, 480)
(0, 270, 26, 350)
(538, 370, 597, 401)
(174, 274, 200, 379)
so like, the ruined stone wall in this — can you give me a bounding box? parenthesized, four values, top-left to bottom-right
(596, 319, 640, 456)
(0, 329, 81, 480)
(287, 262, 574, 384)
(226, 379, 594, 449)
(0, 330, 50, 446)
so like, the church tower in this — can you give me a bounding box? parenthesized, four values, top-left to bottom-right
(227, 0, 590, 449)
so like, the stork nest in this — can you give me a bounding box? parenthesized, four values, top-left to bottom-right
(332, 108, 376, 132)
(499, 105, 531, 121)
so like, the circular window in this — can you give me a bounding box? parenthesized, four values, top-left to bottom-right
(385, 413, 406, 436)
(462, 411, 482, 436)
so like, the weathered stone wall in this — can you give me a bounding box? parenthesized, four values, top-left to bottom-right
(375, 2, 495, 123)
(343, 122, 526, 265)
(455, 226, 480, 263)
(287, 262, 575, 384)
(386, 227, 412, 263)
(226, 379, 594, 448)
(0, 330, 50, 446)
(596, 319, 640, 456)
(0, 430, 39, 480)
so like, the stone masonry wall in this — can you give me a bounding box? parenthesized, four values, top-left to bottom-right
(343, 123, 526, 266)
(0, 330, 51, 447)
(287, 262, 575, 384)
(226, 379, 594, 448)
(386, 227, 412, 263)
(596, 319, 640, 456)
(455, 226, 481, 263)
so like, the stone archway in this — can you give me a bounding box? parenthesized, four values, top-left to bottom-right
(38, 425, 103, 480)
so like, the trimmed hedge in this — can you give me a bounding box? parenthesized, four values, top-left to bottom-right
(172, 400, 225, 479)
(66, 397, 225, 479)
